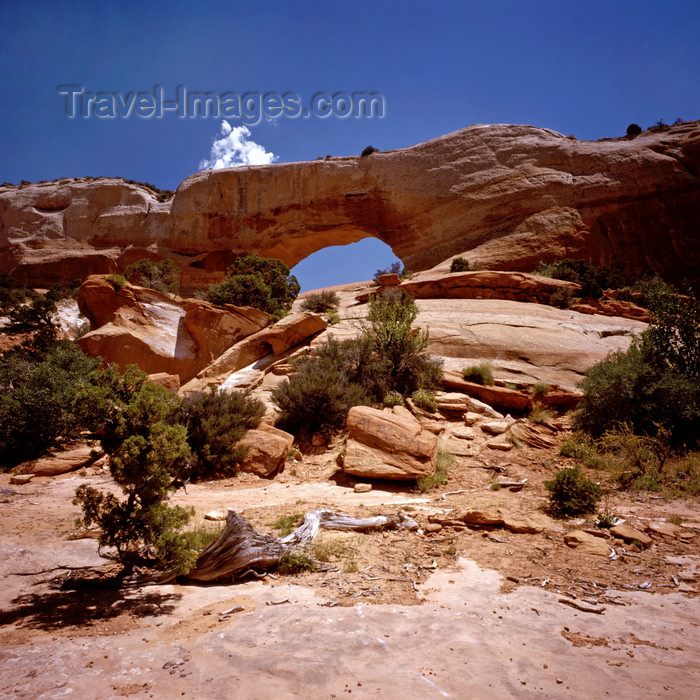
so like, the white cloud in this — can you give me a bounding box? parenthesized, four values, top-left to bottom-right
(199, 121, 277, 170)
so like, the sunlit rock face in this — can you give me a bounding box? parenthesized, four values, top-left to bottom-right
(2, 121, 699, 292)
(76, 275, 270, 383)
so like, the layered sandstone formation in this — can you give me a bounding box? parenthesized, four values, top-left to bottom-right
(76, 276, 270, 382)
(1, 121, 698, 292)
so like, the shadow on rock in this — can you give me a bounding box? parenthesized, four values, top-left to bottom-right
(0, 570, 181, 632)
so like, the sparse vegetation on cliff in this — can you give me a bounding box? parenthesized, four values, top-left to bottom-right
(205, 254, 300, 317)
(124, 258, 181, 295)
(272, 289, 442, 440)
(300, 290, 340, 313)
(450, 257, 470, 272)
(535, 258, 625, 299)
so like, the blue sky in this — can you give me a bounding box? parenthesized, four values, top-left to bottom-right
(1, 1, 698, 291)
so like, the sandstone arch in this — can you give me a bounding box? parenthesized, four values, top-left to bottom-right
(2, 121, 699, 293)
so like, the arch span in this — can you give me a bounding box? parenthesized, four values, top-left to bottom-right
(291, 237, 403, 291)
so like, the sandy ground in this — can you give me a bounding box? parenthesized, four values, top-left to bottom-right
(1, 430, 699, 699)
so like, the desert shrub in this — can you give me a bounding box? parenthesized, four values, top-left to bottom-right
(549, 286, 575, 309)
(301, 290, 340, 313)
(450, 257, 470, 273)
(535, 259, 625, 299)
(361, 145, 379, 156)
(272, 340, 370, 438)
(106, 274, 127, 290)
(277, 551, 315, 574)
(417, 447, 453, 491)
(0, 274, 31, 310)
(411, 388, 438, 412)
(326, 309, 341, 325)
(626, 123, 642, 137)
(595, 426, 669, 490)
(531, 382, 550, 398)
(544, 467, 602, 517)
(180, 389, 265, 479)
(574, 285, 700, 448)
(374, 261, 403, 280)
(73, 366, 197, 574)
(560, 433, 608, 470)
(124, 258, 180, 295)
(205, 254, 300, 316)
(462, 363, 494, 385)
(0, 341, 99, 469)
(363, 289, 442, 397)
(273, 291, 442, 437)
(529, 402, 557, 426)
(383, 391, 405, 407)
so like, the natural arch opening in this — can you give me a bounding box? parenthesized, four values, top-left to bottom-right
(291, 238, 404, 292)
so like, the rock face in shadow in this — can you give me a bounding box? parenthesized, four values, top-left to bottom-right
(2, 121, 699, 292)
(76, 275, 270, 383)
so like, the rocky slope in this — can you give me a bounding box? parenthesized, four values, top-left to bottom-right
(2, 121, 699, 292)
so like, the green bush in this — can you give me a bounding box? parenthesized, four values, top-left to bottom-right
(383, 391, 405, 407)
(535, 259, 625, 299)
(272, 340, 370, 438)
(272, 291, 442, 437)
(0, 342, 98, 469)
(106, 274, 127, 290)
(411, 388, 438, 412)
(626, 123, 642, 137)
(300, 290, 340, 313)
(180, 388, 265, 479)
(361, 145, 379, 156)
(544, 467, 602, 517)
(205, 254, 300, 316)
(73, 366, 197, 574)
(462, 364, 494, 385)
(417, 447, 453, 491)
(124, 258, 180, 295)
(574, 286, 700, 448)
(374, 261, 403, 280)
(531, 382, 550, 398)
(450, 257, 470, 273)
(363, 289, 442, 398)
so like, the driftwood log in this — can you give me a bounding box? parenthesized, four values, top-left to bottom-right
(167, 508, 418, 584)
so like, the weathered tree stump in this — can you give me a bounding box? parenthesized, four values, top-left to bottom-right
(168, 508, 417, 584)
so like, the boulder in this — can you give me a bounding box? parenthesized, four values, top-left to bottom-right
(507, 421, 558, 449)
(15, 443, 102, 476)
(76, 276, 270, 382)
(569, 298, 649, 322)
(486, 438, 513, 451)
(645, 521, 685, 540)
(237, 424, 294, 477)
(376, 273, 401, 287)
(3, 121, 698, 293)
(436, 392, 504, 419)
(148, 373, 181, 391)
(564, 530, 611, 557)
(460, 508, 547, 534)
(342, 406, 437, 481)
(610, 524, 653, 548)
(481, 421, 509, 435)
